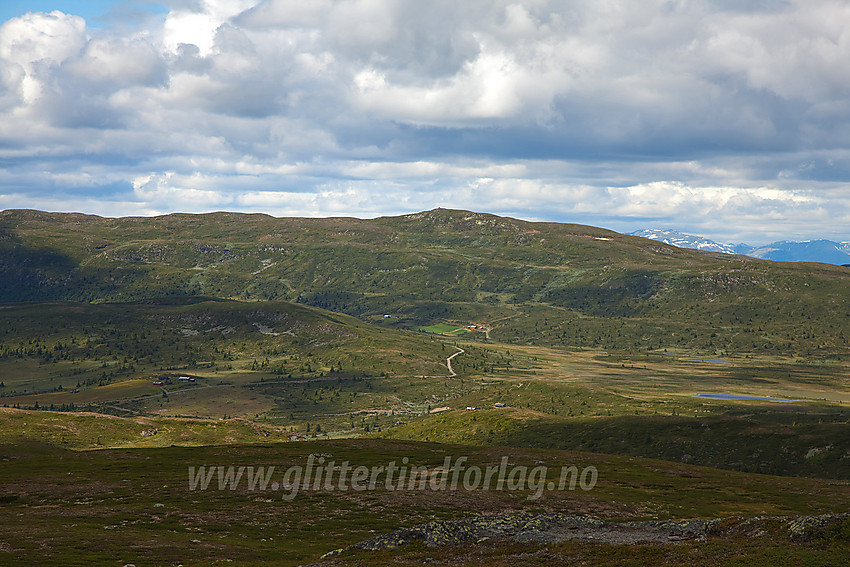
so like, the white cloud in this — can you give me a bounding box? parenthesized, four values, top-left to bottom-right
(235, 0, 334, 28)
(0, 11, 87, 68)
(0, 1, 848, 243)
(0, 11, 87, 103)
(162, 0, 256, 55)
(66, 35, 167, 87)
(698, 2, 850, 102)
(327, 0, 399, 51)
(132, 171, 234, 209)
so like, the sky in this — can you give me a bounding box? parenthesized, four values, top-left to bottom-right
(1, 1, 849, 244)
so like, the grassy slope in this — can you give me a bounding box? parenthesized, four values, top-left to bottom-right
(0, 298, 461, 429)
(0, 407, 289, 448)
(2, 207, 849, 478)
(2, 209, 850, 564)
(1, 432, 849, 566)
(0, 297, 448, 384)
(1, 208, 849, 356)
(379, 404, 850, 478)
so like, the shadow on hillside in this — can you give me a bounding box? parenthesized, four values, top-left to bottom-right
(0, 228, 186, 302)
(493, 413, 850, 479)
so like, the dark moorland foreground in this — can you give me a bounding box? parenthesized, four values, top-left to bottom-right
(0, 208, 849, 565)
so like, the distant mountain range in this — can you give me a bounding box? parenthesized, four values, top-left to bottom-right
(629, 229, 737, 254)
(630, 229, 850, 265)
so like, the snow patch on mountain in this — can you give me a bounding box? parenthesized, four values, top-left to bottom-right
(631, 230, 850, 265)
(629, 229, 736, 254)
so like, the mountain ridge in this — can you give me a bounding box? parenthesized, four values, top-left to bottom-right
(630, 228, 850, 265)
(2, 207, 849, 356)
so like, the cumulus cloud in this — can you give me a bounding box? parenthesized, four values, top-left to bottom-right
(0, 0, 848, 242)
(0, 11, 87, 103)
(0, 11, 87, 68)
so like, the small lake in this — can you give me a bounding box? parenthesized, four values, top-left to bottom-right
(695, 393, 800, 402)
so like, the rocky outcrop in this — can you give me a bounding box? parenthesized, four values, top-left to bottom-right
(316, 511, 850, 559)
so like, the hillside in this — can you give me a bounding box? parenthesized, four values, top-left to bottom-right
(3, 208, 850, 565)
(2, 208, 849, 357)
(2, 207, 849, 475)
(0, 298, 471, 431)
(1, 436, 849, 566)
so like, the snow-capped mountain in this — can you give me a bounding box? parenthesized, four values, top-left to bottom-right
(629, 229, 737, 254)
(738, 240, 850, 265)
(631, 230, 850, 265)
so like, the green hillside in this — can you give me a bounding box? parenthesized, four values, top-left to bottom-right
(2, 208, 850, 565)
(2, 208, 849, 357)
(2, 208, 849, 477)
(0, 298, 476, 431)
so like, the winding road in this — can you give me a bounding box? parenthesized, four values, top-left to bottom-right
(446, 347, 465, 377)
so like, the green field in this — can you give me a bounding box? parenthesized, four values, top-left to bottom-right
(415, 323, 470, 335)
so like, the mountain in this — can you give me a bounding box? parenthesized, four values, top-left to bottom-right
(739, 240, 850, 264)
(2, 207, 849, 357)
(628, 229, 736, 254)
(3, 207, 850, 504)
(632, 228, 850, 265)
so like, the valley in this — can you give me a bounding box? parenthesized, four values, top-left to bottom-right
(0, 208, 848, 565)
